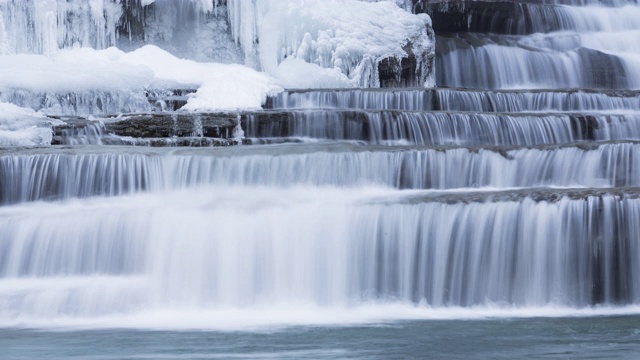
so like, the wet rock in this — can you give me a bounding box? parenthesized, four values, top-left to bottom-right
(103, 113, 238, 138)
(411, 1, 573, 35)
(378, 27, 436, 87)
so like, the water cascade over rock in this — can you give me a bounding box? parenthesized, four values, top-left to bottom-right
(414, 0, 640, 89)
(1, 0, 640, 329)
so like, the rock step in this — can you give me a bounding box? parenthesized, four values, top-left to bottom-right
(145, 89, 197, 112)
(376, 186, 640, 205)
(51, 113, 241, 145)
(51, 110, 640, 147)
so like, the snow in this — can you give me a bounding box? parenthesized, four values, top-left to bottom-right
(0, 102, 62, 146)
(1, 0, 433, 89)
(0, 48, 153, 92)
(0, 45, 282, 113)
(180, 63, 283, 111)
(275, 57, 352, 89)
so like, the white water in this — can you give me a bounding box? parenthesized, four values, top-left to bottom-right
(1, 186, 639, 329)
(435, 4, 640, 89)
(5, 303, 640, 332)
(245, 111, 640, 145)
(268, 88, 640, 113)
(3, 143, 640, 204)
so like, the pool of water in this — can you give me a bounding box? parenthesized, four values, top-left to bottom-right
(3, 315, 640, 359)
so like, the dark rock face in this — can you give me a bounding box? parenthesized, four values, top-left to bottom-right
(378, 27, 436, 87)
(116, 0, 224, 44)
(117, 0, 150, 42)
(104, 113, 238, 138)
(51, 113, 241, 146)
(576, 48, 630, 90)
(416, 1, 534, 34)
(410, 0, 638, 35)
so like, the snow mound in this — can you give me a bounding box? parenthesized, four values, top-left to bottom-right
(182, 63, 283, 111)
(0, 102, 62, 146)
(275, 58, 352, 89)
(0, 48, 153, 92)
(0, 45, 282, 113)
(120, 45, 283, 110)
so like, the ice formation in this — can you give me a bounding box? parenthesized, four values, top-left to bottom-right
(227, 0, 434, 87)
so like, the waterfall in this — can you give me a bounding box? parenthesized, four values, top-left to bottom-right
(427, 4, 640, 89)
(1, 188, 639, 323)
(243, 111, 640, 145)
(267, 88, 640, 113)
(2, 143, 639, 204)
(1, 0, 640, 330)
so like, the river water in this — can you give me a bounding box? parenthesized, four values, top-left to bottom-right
(3, 315, 640, 359)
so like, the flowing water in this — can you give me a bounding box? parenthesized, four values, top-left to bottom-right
(2, 0, 640, 358)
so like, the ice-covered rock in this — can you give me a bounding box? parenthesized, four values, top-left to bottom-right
(227, 0, 434, 87)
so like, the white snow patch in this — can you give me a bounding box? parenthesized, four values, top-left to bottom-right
(0, 102, 62, 146)
(0, 48, 153, 92)
(0, 45, 282, 113)
(117, 45, 283, 111)
(181, 63, 283, 111)
(2, 0, 433, 88)
(275, 57, 353, 89)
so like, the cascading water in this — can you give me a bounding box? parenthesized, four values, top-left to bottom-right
(1, 188, 639, 318)
(425, 2, 640, 89)
(1, 0, 640, 339)
(2, 142, 640, 204)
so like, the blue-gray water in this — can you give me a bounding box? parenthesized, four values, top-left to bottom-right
(3, 316, 640, 359)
